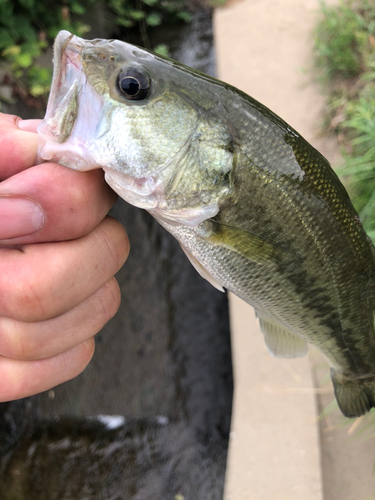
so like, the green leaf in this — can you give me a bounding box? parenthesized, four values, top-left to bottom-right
(129, 9, 145, 20)
(76, 23, 91, 35)
(30, 83, 47, 96)
(0, 2, 14, 24)
(176, 11, 192, 22)
(146, 12, 162, 26)
(153, 43, 170, 57)
(21, 40, 42, 58)
(71, 2, 86, 14)
(141, 0, 158, 6)
(18, 0, 35, 10)
(28, 65, 52, 86)
(16, 52, 33, 68)
(47, 26, 61, 39)
(11, 14, 37, 42)
(117, 17, 134, 27)
(0, 30, 15, 50)
(2, 44, 21, 56)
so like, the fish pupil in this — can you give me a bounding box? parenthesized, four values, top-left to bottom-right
(121, 77, 140, 96)
(117, 67, 151, 100)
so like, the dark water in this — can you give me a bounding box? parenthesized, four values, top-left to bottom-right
(0, 11, 233, 500)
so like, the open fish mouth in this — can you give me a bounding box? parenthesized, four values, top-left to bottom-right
(38, 31, 85, 144)
(37, 31, 105, 170)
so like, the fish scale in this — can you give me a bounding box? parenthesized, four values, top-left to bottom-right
(37, 30, 375, 418)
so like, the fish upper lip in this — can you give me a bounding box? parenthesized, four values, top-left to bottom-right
(37, 31, 86, 145)
(37, 31, 106, 169)
(53, 31, 86, 89)
(54, 30, 85, 62)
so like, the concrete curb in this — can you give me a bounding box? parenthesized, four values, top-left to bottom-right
(213, 1, 339, 497)
(224, 296, 322, 500)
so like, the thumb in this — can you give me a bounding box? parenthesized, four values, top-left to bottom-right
(0, 195, 44, 240)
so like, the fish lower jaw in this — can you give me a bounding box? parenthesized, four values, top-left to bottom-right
(104, 169, 220, 226)
(104, 169, 160, 210)
(37, 137, 96, 171)
(150, 202, 220, 228)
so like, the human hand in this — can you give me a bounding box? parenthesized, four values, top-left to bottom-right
(0, 112, 129, 401)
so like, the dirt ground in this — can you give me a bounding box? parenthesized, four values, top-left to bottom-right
(214, 0, 375, 499)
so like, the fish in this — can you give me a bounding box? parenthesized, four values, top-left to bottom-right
(37, 30, 375, 418)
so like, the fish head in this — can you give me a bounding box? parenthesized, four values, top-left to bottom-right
(38, 31, 235, 226)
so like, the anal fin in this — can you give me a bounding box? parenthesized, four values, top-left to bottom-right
(257, 313, 308, 358)
(331, 370, 375, 418)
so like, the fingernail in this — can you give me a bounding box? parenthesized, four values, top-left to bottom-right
(0, 197, 45, 239)
(17, 119, 42, 132)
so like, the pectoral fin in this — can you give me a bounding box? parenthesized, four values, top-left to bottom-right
(180, 244, 225, 292)
(197, 220, 281, 264)
(256, 313, 308, 358)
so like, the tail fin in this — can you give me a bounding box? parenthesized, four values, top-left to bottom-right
(331, 370, 375, 418)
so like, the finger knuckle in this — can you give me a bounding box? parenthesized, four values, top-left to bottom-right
(83, 338, 96, 359)
(103, 278, 122, 320)
(62, 339, 95, 374)
(0, 323, 36, 361)
(101, 217, 130, 270)
(94, 278, 121, 324)
(0, 318, 24, 359)
(8, 275, 50, 322)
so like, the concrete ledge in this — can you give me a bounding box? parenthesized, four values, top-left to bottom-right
(224, 295, 322, 500)
(215, 1, 375, 497)
(213, 1, 334, 496)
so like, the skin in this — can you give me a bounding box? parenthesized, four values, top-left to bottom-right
(0, 112, 129, 401)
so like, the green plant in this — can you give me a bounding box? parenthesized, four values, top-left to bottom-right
(314, 0, 375, 81)
(0, 0, 93, 106)
(108, 0, 192, 30)
(0, 0, 195, 107)
(107, 0, 193, 49)
(337, 80, 375, 238)
(313, 0, 375, 241)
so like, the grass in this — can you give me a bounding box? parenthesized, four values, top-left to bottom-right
(313, 0, 375, 239)
(0, 0, 196, 108)
(314, 0, 375, 80)
(313, 4, 375, 489)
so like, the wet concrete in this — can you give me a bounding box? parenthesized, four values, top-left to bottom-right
(0, 12, 233, 499)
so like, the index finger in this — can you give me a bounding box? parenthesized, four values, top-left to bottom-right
(0, 113, 41, 180)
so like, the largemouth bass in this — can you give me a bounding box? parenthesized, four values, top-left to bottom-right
(37, 31, 375, 418)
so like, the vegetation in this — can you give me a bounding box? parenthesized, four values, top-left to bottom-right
(314, 0, 375, 79)
(313, 0, 375, 239)
(0, 0, 196, 108)
(314, 1, 375, 443)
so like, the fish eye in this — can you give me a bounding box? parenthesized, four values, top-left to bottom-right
(117, 67, 151, 100)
